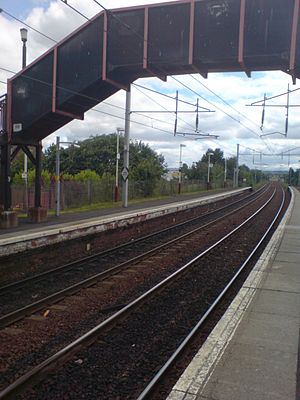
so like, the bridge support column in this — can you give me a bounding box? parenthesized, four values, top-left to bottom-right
(28, 142, 47, 223)
(0, 143, 18, 228)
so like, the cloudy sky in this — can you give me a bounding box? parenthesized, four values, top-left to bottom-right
(1, 0, 300, 171)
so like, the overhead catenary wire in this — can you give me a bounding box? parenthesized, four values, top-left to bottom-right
(190, 75, 262, 130)
(0, 65, 193, 135)
(132, 85, 197, 132)
(133, 83, 210, 110)
(58, 0, 90, 21)
(171, 75, 277, 154)
(0, 8, 57, 43)
(249, 86, 300, 105)
(2, 2, 298, 162)
(85, 1, 281, 154)
(2, 2, 275, 151)
(0, 66, 177, 138)
(2, 1, 294, 144)
(0, 3, 214, 139)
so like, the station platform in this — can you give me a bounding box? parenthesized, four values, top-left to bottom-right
(0, 187, 249, 257)
(167, 187, 300, 400)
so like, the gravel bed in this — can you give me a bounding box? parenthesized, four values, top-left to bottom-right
(0, 190, 250, 285)
(151, 186, 291, 400)
(14, 185, 284, 399)
(0, 186, 272, 392)
(0, 189, 260, 317)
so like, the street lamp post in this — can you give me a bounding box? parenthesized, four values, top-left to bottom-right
(115, 127, 124, 202)
(207, 152, 214, 189)
(20, 28, 27, 69)
(178, 144, 186, 194)
(20, 28, 28, 210)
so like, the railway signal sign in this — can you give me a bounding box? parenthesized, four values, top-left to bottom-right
(121, 167, 129, 181)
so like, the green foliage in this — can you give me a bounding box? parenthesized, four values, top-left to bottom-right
(42, 135, 166, 196)
(12, 171, 24, 185)
(61, 172, 74, 181)
(211, 164, 224, 184)
(73, 169, 101, 182)
(11, 147, 35, 179)
(43, 135, 165, 175)
(131, 157, 164, 196)
(12, 169, 51, 187)
(201, 148, 225, 165)
(129, 140, 165, 196)
(101, 172, 115, 185)
(287, 168, 299, 186)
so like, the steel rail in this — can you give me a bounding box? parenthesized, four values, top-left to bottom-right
(0, 187, 260, 295)
(0, 187, 278, 400)
(136, 187, 286, 400)
(0, 186, 269, 328)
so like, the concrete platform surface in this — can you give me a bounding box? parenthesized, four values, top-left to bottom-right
(0, 188, 248, 257)
(167, 187, 300, 400)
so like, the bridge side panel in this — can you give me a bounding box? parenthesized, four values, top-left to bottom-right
(147, 3, 190, 74)
(11, 51, 54, 138)
(295, 1, 300, 74)
(106, 9, 144, 79)
(244, 0, 294, 69)
(56, 15, 104, 114)
(193, 0, 241, 71)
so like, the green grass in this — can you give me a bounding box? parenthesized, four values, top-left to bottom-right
(15, 185, 240, 218)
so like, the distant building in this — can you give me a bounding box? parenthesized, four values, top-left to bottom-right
(163, 168, 179, 181)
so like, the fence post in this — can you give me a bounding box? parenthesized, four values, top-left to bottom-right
(87, 179, 91, 204)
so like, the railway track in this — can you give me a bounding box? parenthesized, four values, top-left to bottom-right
(0, 185, 266, 328)
(0, 183, 288, 399)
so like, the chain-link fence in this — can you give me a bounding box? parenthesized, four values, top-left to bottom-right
(11, 178, 233, 212)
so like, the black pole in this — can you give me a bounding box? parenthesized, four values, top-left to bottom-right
(35, 142, 42, 208)
(0, 143, 12, 211)
(22, 42, 26, 69)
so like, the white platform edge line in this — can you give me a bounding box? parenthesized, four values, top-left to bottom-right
(167, 187, 295, 399)
(0, 188, 248, 249)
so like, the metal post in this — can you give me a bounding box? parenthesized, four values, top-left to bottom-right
(224, 157, 227, 186)
(55, 136, 60, 216)
(207, 152, 213, 189)
(207, 153, 211, 185)
(20, 28, 28, 211)
(22, 42, 27, 70)
(35, 142, 42, 208)
(115, 131, 120, 202)
(122, 87, 131, 208)
(0, 143, 11, 211)
(115, 128, 123, 202)
(178, 144, 184, 194)
(234, 144, 240, 187)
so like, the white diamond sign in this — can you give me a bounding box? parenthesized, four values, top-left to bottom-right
(121, 167, 129, 181)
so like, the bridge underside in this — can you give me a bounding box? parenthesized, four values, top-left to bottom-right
(0, 0, 299, 214)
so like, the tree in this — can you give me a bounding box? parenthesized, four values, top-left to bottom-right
(130, 140, 166, 196)
(42, 135, 166, 195)
(73, 169, 101, 182)
(201, 148, 225, 165)
(225, 157, 236, 180)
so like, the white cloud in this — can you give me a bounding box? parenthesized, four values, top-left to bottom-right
(1, 0, 300, 171)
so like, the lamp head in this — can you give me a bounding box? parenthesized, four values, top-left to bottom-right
(20, 28, 28, 43)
